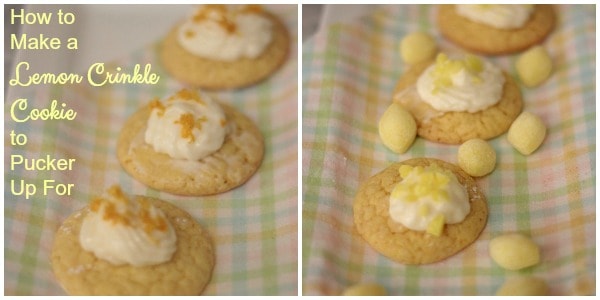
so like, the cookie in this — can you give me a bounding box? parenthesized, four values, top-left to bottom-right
(117, 99, 264, 196)
(437, 5, 556, 55)
(51, 196, 215, 295)
(393, 59, 522, 144)
(353, 158, 488, 264)
(160, 9, 289, 90)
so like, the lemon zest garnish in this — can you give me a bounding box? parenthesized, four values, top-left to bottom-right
(90, 197, 103, 212)
(241, 4, 263, 14)
(399, 165, 413, 179)
(184, 29, 195, 38)
(191, 4, 237, 33)
(391, 164, 452, 203)
(427, 214, 445, 237)
(138, 198, 168, 235)
(175, 113, 196, 143)
(431, 53, 484, 93)
(107, 185, 127, 203)
(148, 98, 165, 116)
(89, 186, 169, 235)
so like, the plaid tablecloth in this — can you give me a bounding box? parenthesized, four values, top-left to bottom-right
(4, 4, 298, 296)
(302, 4, 595, 296)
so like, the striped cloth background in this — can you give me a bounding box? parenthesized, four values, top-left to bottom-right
(4, 5, 298, 296)
(302, 5, 595, 296)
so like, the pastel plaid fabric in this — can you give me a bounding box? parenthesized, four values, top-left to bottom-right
(5, 5, 298, 296)
(302, 5, 595, 296)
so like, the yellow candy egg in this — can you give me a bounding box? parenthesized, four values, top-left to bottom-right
(507, 111, 546, 155)
(342, 283, 387, 296)
(496, 277, 549, 296)
(516, 46, 553, 87)
(489, 233, 540, 271)
(400, 32, 437, 64)
(378, 103, 417, 154)
(457, 139, 496, 177)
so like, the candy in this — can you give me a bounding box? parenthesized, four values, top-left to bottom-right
(496, 277, 549, 296)
(457, 139, 496, 177)
(378, 103, 417, 154)
(342, 283, 387, 296)
(516, 46, 553, 87)
(507, 111, 546, 155)
(426, 214, 445, 237)
(400, 32, 437, 64)
(489, 233, 540, 270)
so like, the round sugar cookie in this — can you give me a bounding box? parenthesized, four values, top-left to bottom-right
(437, 5, 556, 55)
(393, 59, 522, 145)
(117, 101, 264, 196)
(51, 196, 215, 295)
(353, 158, 488, 264)
(160, 10, 289, 90)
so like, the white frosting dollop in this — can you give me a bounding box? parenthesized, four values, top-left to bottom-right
(455, 4, 535, 29)
(145, 89, 227, 161)
(177, 5, 273, 61)
(79, 186, 177, 266)
(389, 165, 470, 231)
(416, 54, 505, 113)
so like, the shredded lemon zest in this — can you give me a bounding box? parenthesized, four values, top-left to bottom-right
(191, 4, 237, 33)
(431, 53, 484, 93)
(184, 29, 195, 38)
(175, 113, 196, 142)
(89, 185, 169, 234)
(391, 164, 452, 203)
(148, 98, 165, 116)
(241, 4, 263, 14)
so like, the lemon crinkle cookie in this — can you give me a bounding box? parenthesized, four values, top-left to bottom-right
(393, 53, 522, 144)
(161, 4, 289, 89)
(51, 185, 215, 295)
(117, 89, 264, 196)
(353, 158, 488, 264)
(437, 4, 556, 55)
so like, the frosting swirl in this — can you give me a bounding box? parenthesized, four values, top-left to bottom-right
(388, 164, 470, 234)
(177, 4, 273, 61)
(79, 186, 177, 266)
(145, 89, 227, 161)
(455, 4, 534, 29)
(416, 53, 505, 113)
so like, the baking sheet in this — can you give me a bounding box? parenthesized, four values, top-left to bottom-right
(4, 4, 298, 296)
(302, 4, 595, 296)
